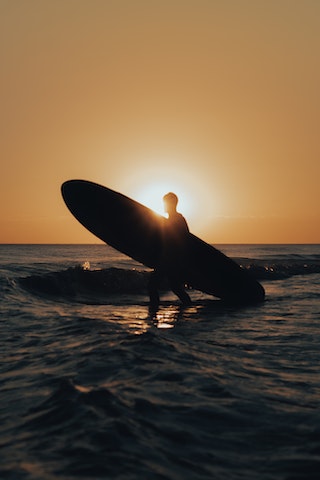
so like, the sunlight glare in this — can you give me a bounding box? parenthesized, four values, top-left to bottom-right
(135, 182, 193, 217)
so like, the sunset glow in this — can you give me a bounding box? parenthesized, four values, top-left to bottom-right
(1, 1, 319, 244)
(134, 182, 192, 218)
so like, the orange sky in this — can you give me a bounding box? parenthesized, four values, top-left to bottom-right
(1, 0, 319, 244)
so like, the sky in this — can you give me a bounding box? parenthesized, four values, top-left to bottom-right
(1, 0, 319, 244)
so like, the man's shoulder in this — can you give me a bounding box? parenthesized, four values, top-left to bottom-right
(173, 213, 189, 231)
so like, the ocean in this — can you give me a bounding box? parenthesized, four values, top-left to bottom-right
(1, 243, 320, 480)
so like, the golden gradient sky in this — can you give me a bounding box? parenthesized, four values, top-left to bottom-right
(1, 0, 319, 244)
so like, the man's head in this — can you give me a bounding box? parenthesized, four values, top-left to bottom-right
(163, 192, 178, 215)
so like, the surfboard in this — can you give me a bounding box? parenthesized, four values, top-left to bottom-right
(61, 179, 265, 304)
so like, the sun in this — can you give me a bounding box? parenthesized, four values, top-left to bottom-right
(134, 182, 192, 218)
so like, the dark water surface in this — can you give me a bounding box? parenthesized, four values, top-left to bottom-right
(1, 244, 320, 479)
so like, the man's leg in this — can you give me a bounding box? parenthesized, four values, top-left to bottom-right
(170, 276, 192, 306)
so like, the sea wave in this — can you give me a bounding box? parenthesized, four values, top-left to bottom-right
(17, 260, 320, 300)
(19, 266, 149, 300)
(18, 365, 320, 480)
(245, 262, 320, 280)
(2, 245, 320, 480)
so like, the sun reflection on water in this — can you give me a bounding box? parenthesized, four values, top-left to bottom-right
(153, 307, 181, 329)
(113, 304, 196, 335)
(129, 306, 183, 334)
(151, 304, 196, 329)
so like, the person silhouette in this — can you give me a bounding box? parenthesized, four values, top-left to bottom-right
(148, 192, 192, 310)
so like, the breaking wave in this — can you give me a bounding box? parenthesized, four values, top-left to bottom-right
(18, 259, 320, 301)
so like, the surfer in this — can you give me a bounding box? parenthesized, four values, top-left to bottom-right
(148, 192, 192, 310)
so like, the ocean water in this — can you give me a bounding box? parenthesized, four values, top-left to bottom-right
(1, 243, 320, 480)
